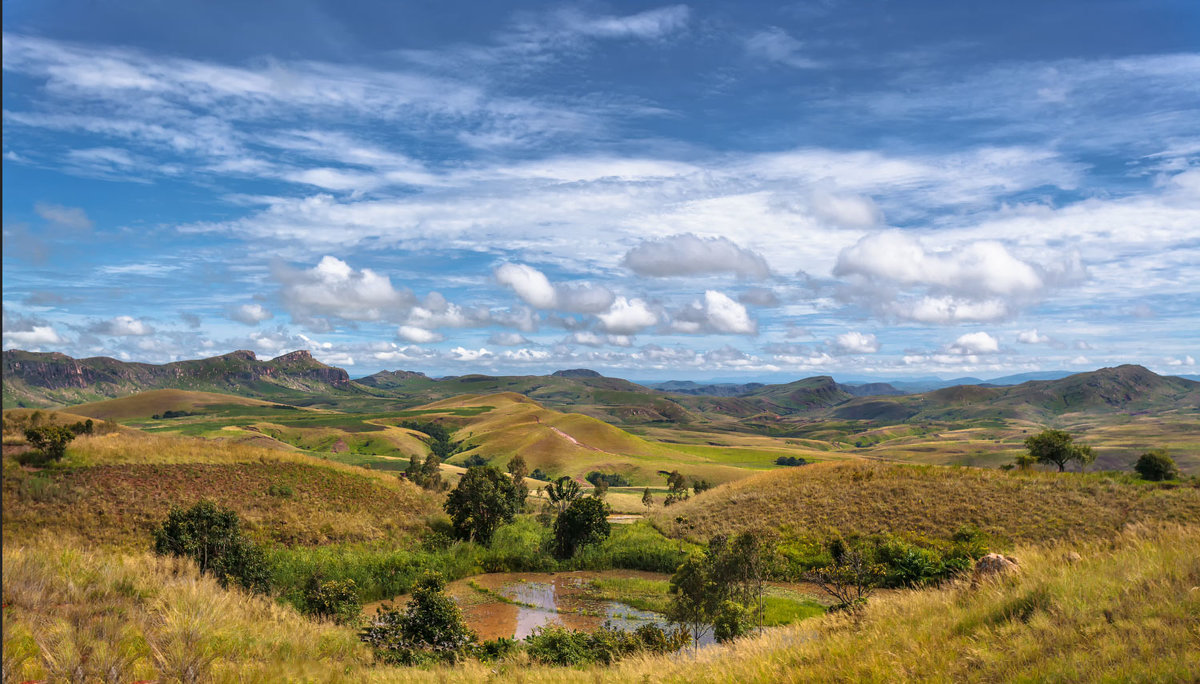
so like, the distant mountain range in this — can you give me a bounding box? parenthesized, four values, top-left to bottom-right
(5, 349, 1197, 427)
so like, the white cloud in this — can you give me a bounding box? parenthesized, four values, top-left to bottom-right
(276, 256, 414, 325)
(808, 192, 882, 228)
(745, 27, 820, 69)
(448, 347, 493, 362)
(597, 297, 658, 334)
(2, 325, 64, 348)
(1165, 355, 1196, 366)
(487, 332, 530, 346)
(623, 234, 771, 279)
(397, 325, 445, 344)
(1017, 329, 1051, 344)
(90, 315, 155, 336)
(229, 303, 274, 325)
(34, 202, 93, 230)
(558, 5, 689, 39)
(494, 263, 614, 313)
(701, 290, 756, 334)
(834, 331, 879, 354)
(947, 332, 1000, 355)
(1070, 355, 1091, 365)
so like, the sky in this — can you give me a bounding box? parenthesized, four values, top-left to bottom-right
(2, 0, 1198, 382)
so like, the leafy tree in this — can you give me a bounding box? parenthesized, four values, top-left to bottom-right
(420, 453, 447, 491)
(304, 575, 362, 625)
(664, 470, 690, 506)
(529, 467, 550, 482)
(712, 600, 751, 643)
(692, 478, 713, 495)
(775, 456, 807, 467)
(667, 554, 720, 650)
(1134, 449, 1178, 481)
(641, 487, 654, 513)
(585, 471, 630, 488)
(152, 500, 270, 594)
(359, 572, 475, 665)
(803, 545, 884, 613)
(444, 465, 522, 544)
(462, 454, 489, 468)
(544, 476, 582, 514)
(552, 496, 611, 559)
(507, 454, 529, 509)
(1023, 429, 1095, 472)
(1013, 452, 1037, 470)
(23, 425, 76, 462)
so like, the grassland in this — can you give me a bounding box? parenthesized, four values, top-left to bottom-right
(6, 523, 1194, 681)
(653, 460, 1200, 545)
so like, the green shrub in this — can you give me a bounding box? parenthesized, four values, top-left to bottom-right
(303, 576, 362, 625)
(1134, 449, 1178, 481)
(585, 471, 631, 488)
(524, 623, 689, 666)
(462, 454, 489, 468)
(553, 496, 611, 560)
(472, 637, 519, 662)
(482, 517, 557, 572)
(22, 425, 76, 463)
(775, 456, 808, 467)
(267, 483, 294, 498)
(359, 572, 475, 665)
(151, 500, 270, 594)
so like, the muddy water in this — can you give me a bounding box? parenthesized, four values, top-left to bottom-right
(364, 570, 712, 644)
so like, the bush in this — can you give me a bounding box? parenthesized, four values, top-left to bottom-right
(585, 471, 631, 488)
(713, 600, 751, 643)
(472, 637, 519, 662)
(444, 465, 523, 544)
(267, 483, 294, 498)
(553, 496, 611, 560)
(303, 575, 362, 625)
(462, 454, 489, 468)
(529, 468, 551, 482)
(524, 623, 689, 666)
(359, 572, 475, 665)
(151, 500, 270, 594)
(1134, 450, 1178, 481)
(482, 518, 557, 572)
(22, 425, 76, 463)
(775, 456, 807, 467)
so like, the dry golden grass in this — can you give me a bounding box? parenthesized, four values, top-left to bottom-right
(63, 389, 297, 422)
(9, 525, 1194, 682)
(653, 459, 1200, 545)
(2, 431, 439, 550)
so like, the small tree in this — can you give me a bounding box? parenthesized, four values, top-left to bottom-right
(304, 575, 362, 625)
(1023, 429, 1095, 472)
(23, 425, 76, 462)
(552, 496, 611, 559)
(544, 476, 582, 514)
(664, 471, 690, 506)
(1134, 449, 1178, 481)
(692, 479, 713, 495)
(152, 500, 270, 594)
(507, 454, 529, 510)
(359, 572, 475, 665)
(667, 554, 719, 651)
(444, 465, 522, 544)
(592, 478, 609, 499)
(803, 546, 884, 613)
(641, 487, 654, 513)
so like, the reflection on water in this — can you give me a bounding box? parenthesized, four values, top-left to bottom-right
(443, 571, 712, 645)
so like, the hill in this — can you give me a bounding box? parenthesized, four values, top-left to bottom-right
(2, 349, 362, 408)
(653, 460, 1200, 544)
(64, 389, 303, 422)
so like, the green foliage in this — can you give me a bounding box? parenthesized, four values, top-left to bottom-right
(481, 517, 557, 572)
(151, 500, 270, 594)
(359, 572, 475, 665)
(642, 487, 654, 512)
(713, 600, 751, 643)
(553, 496, 611, 560)
(151, 410, 195, 419)
(444, 465, 522, 544)
(568, 521, 699, 573)
(507, 454, 529, 510)
(1134, 449, 1178, 481)
(664, 470, 690, 506)
(692, 478, 713, 495)
(1024, 429, 1095, 472)
(524, 623, 690, 666)
(529, 467, 550, 482)
(803, 544, 884, 612)
(775, 455, 808, 466)
(302, 575, 362, 625)
(545, 476, 582, 514)
(22, 425, 76, 462)
(406, 452, 447, 491)
(471, 637, 519, 662)
(266, 482, 294, 498)
(585, 471, 631, 488)
(462, 454, 489, 468)
(667, 554, 719, 647)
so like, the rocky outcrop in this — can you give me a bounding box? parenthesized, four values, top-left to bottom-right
(971, 553, 1020, 586)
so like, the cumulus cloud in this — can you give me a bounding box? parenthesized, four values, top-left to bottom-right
(1017, 329, 1051, 344)
(494, 263, 614, 313)
(947, 332, 1000, 354)
(671, 291, 757, 335)
(2, 309, 65, 349)
(1166, 355, 1196, 366)
(834, 331, 879, 354)
(832, 231, 1079, 323)
(396, 325, 444, 343)
(276, 256, 414, 326)
(89, 315, 155, 336)
(808, 192, 882, 228)
(622, 234, 771, 279)
(597, 297, 658, 334)
(229, 303, 274, 325)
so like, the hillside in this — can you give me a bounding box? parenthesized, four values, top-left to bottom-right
(2, 349, 361, 408)
(653, 460, 1200, 544)
(63, 388, 303, 422)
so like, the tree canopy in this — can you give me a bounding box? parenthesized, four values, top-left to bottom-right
(444, 465, 522, 544)
(1023, 429, 1095, 472)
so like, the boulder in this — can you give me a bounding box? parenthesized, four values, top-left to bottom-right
(971, 553, 1019, 585)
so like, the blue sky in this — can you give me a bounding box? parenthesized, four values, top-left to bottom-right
(2, 0, 1198, 381)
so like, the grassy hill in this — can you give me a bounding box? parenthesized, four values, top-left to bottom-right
(64, 388, 303, 422)
(652, 460, 1200, 545)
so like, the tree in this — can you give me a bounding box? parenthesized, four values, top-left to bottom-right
(1134, 449, 1178, 481)
(23, 425, 76, 462)
(692, 478, 713, 495)
(152, 500, 270, 594)
(507, 454, 529, 510)
(420, 453, 446, 491)
(803, 546, 884, 613)
(444, 465, 522, 544)
(667, 555, 720, 651)
(552, 496, 611, 559)
(303, 575, 362, 626)
(359, 572, 475, 665)
(641, 487, 654, 513)
(1023, 429, 1095, 472)
(591, 478, 609, 499)
(544, 476, 582, 514)
(664, 470, 690, 506)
